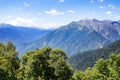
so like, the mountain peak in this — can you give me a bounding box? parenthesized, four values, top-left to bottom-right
(77, 19, 113, 23)
(57, 19, 120, 42)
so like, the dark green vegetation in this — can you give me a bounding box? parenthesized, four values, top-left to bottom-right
(69, 39, 120, 71)
(0, 42, 120, 80)
(26, 19, 120, 56)
(0, 42, 72, 80)
(72, 53, 120, 80)
(0, 24, 52, 56)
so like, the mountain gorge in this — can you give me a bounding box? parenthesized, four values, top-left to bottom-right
(25, 19, 120, 56)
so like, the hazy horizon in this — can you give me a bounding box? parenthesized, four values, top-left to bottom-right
(1, 18, 120, 29)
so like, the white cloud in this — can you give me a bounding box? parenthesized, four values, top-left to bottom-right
(37, 12, 41, 15)
(58, 0, 64, 2)
(91, 0, 104, 3)
(106, 11, 112, 16)
(2, 17, 60, 29)
(90, 0, 95, 3)
(67, 10, 75, 13)
(98, 0, 104, 2)
(7, 17, 42, 27)
(108, 4, 116, 9)
(44, 22, 58, 28)
(45, 9, 64, 16)
(115, 16, 120, 20)
(90, 11, 96, 15)
(7, 16, 12, 18)
(24, 2, 30, 7)
(26, 12, 31, 15)
(99, 6, 105, 9)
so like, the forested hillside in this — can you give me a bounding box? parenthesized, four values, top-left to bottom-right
(0, 42, 120, 80)
(69, 40, 120, 71)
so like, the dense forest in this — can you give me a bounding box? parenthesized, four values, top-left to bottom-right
(0, 42, 120, 80)
(69, 40, 120, 71)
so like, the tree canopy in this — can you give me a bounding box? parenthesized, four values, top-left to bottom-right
(0, 42, 120, 80)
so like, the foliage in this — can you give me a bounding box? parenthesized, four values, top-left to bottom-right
(0, 42, 19, 80)
(71, 53, 120, 80)
(18, 47, 72, 80)
(1, 41, 120, 80)
(69, 39, 120, 71)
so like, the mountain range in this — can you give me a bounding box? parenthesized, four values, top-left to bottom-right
(77, 19, 120, 41)
(0, 19, 120, 56)
(0, 24, 52, 56)
(24, 19, 120, 56)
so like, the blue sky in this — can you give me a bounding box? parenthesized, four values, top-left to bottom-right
(0, 0, 120, 29)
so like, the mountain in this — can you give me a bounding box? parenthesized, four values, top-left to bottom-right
(0, 23, 52, 56)
(1, 19, 120, 56)
(77, 19, 120, 41)
(68, 39, 120, 71)
(118, 20, 120, 23)
(25, 20, 115, 56)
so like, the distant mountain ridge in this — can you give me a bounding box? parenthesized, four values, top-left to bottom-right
(1, 19, 120, 56)
(25, 19, 120, 56)
(0, 24, 52, 56)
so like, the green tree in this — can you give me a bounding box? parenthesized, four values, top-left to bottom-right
(49, 49, 72, 80)
(82, 53, 120, 80)
(19, 47, 55, 80)
(0, 42, 19, 80)
(72, 70, 84, 80)
(107, 54, 120, 79)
